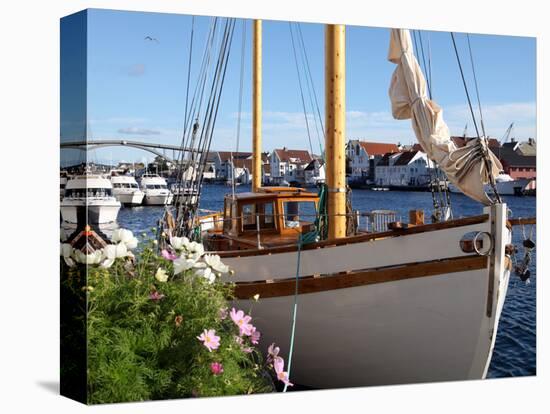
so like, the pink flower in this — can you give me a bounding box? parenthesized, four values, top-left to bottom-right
(274, 356, 293, 387)
(149, 291, 165, 301)
(234, 335, 244, 346)
(267, 343, 280, 364)
(229, 308, 254, 336)
(197, 329, 220, 352)
(242, 347, 253, 353)
(210, 362, 224, 375)
(250, 327, 261, 345)
(161, 249, 177, 261)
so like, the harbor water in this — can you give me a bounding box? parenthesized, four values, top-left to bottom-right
(117, 184, 537, 380)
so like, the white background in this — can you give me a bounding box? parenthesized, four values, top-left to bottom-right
(0, 0, 547, 412)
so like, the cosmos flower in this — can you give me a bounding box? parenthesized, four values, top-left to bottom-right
(250, 327, 261, 345)
(173, 256, 201, 275)
(155, 267, 169, 282)
(196, 266, 216, 284)
(149, 291, 165, 301)
(161, 249, 177, 261)
(210, 362, 224, 375)
(229, 308, 254, 336)
(60, 243, 75, 267)
(274, 356, 293, 387)
(204, 254, 229, 274)
(267, 343, 280, 364)
(169, 236, 190, 251)
(112, 229, 138, 250)
(197, 329, 220, 352)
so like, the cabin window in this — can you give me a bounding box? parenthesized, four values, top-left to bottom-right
(283, 201, 316, 228)
(240, 202, 276, 232)
(241, 204, 257, 230)
(223, 199, 233, 233)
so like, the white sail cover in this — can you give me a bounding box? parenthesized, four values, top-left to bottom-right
(388, 29, 502, 205)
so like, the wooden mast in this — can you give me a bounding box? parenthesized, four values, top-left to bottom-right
(325, 24, 346, 239)
(252, 19, 262, 192)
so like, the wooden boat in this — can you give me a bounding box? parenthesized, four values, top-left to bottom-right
(197, 186, 511, 387)
(177, 24, 516, 388)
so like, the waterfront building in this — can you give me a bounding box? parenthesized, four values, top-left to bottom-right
(270, 147, 312, 185)
(304, 158, 325, 186)
(346, 140, 399, 185)
(374, 150, 432, 187)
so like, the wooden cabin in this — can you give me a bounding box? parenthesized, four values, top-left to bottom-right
(203, 187, 319, 250)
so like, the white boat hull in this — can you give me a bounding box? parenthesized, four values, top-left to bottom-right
(218, 204, 511, 388)
(114, 191, 145, 206)
(449, 178, 533, 196)
(143, 192, 174, 205)
(60, 200, 121, 225)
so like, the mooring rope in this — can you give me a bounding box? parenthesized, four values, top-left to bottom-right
(283, 233, 302, 393)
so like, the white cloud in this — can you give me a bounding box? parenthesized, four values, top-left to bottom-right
(117, 127, 161, 136)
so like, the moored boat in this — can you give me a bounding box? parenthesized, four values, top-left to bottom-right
(111, 174, 145, 206)
(139, 173, 174, 205)
(163, 23, 518, 389)
(61, 174, 121, 225)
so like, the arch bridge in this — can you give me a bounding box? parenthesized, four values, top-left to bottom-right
(60, 139, 200, 163)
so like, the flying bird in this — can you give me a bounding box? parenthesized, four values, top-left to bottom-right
(144, 36, 159, 43)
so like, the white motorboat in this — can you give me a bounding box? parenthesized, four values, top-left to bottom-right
(60, 174, 121, 225)
(139, 173, 174, 205)
(60, 171, 68, 200)
(449, 173, 533, 196)
(111, 175, 145, 206)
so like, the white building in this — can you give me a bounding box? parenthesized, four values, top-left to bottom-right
(304, 159, 325, 186)
(270, 148, 313, 185)
(346, 140, 399, 183)
(375, 150, 432, 187)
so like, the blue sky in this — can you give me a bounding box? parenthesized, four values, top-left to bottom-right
(80, 8, 536, 164)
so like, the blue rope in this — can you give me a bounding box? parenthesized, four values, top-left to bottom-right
(283, 234, 303, 392)
(283, 184, 327, 391)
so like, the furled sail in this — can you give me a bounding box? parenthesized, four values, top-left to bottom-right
(387, 29, 502, 205)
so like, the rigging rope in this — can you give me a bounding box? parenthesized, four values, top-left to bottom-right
(231, 20, 247, 199)
(173, 18, 237, 237)
(296, 23, 325, 157)
(450, 32, 501, 204)
(413, 30, 452, 220)
(289, 23, 315, 157)
(466, 33, 487, 138)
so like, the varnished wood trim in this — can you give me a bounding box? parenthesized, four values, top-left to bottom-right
(216, 214, 489, 258)
(508, 217, 536, 226)
(234, 255, 488, 299)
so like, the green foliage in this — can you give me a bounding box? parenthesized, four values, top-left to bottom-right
(66, 236, 274, 404)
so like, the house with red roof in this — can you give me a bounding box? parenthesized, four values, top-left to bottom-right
(374, 150, 432, 187)
(346, 140, 400, 184)
(270, 147, 313, 185)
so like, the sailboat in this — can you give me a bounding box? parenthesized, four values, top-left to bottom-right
(171, 23, 517, 388)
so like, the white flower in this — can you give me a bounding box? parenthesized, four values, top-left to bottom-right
(204, 254, 229, 274)
(170, 236, 190, 251)
(155, 267, 169, 282)
(125, 236, 138, 250)
(186, 241, 204, 260)
(74, 250, 103, 265)
(173, 256, 201, 275)
(60, 243, 75, 267)
(100, 243, 128, 268)
(112, 229, 138, 250)
(196, 266, 216, 284)
(115, 242, 128, 258)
